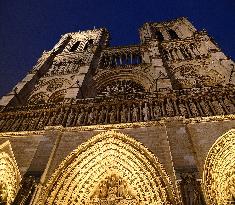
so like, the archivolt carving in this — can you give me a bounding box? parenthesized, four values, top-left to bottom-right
(36, 130, 178, 205)
(48, 89, 66, 103)
(93, 68, 155, 92)
(172, 61, 225, 88)
(0, 141, 21, 205)
(28, 92, 49, 105)
(203, 129, 235, 205)
(34, 78, 71, 92)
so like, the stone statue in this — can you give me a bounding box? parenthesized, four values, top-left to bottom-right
(89, 174, 138, 205)
(120, 105, 128, 123)
(143, 103, 150, 121)
(11, 117, 22, 131)
(211, 97, 225, 115)
(153, 103, 161, 119)
(179, 102, 188, 116)
(98, 107, 106, 124)
(224, 98, 235, 113)
(166, 99, 174, 116)
(55, 109, 64, 125)
(189, 100, 199, 117)
(88, 108, 97, 125)
(228, 175, 235, 202)
(77, 108, 86, 125)
(37, 112, 46, 129)
(109, 106, 116, 124)
(200, 100, 211, 116)
(0, 183, 7, 205)
(66, 109, 75, 126)
(132, 104, 138, 122)
(180, 173, 205, 205)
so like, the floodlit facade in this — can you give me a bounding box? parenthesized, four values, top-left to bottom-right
(0, 17, 235, 204)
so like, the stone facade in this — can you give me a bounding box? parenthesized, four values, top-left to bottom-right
(0, 17, 234, 204)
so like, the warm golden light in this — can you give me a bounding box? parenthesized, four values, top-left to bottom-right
(203, 129, 235, 204)
(36, 130, 179, 205)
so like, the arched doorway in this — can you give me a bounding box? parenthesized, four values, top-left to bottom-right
(203, 129, 235, 204)
(37, 130, 179, 204)
(0, 141, 21, 205)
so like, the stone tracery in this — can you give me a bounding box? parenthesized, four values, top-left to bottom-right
(36, 130, 178, 205)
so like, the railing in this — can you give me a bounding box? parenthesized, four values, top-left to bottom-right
(0, 86, 234, 132)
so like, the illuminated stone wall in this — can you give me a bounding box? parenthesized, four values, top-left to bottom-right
(0, 17, 234, 204)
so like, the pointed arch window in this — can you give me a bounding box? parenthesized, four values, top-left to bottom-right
(155, 30, 164, 42)
(168, 29, 179, 40)
(70, 41, 81, 52)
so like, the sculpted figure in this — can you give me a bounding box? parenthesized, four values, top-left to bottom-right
(109, 106, 116, 124)
(77, 108, 86, 125)
(228, 176, 235, 202)
(88, 108, 97, 125)
(132, 104, 138, 122)
(224, 98, 235, 113)
(27, 113, 38, 130)
(189, 100, 199, 117)
(143, 103, 150, 121)
(0, 183, 7, 205)
(48, 111, 56, 126)
(211, 97, 225, 115)
(166, 99, 174, 116)
(98, 107, 106, 124)
(120, 105, 128, 123)
(179, 102, 188, 116)
(153, 103, 161, 119)
(55, 109, 64, 125)
(11, 117, 22, 131)
(200, 100, 211, 116)
(66, 109, 75, 126)
(37, 112, 46, 129)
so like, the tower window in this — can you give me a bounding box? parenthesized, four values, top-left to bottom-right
(84, 39, 94, 51)
(168, 29, 179, 40)
(88, 39, 93, 45)
(70, 41, 80, 52)
(155, 30, 164, 42)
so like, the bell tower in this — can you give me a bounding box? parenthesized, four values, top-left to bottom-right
(0, 28, 109, 107)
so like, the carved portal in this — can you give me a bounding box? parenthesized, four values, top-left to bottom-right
(203, 129, 235, 205)
(0, 141, 21, 205)
(35, 131, 178, 205)
(88, 174, 139, 205)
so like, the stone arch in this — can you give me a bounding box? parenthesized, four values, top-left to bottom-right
(93, 69, 155, 93)
(28, 92, 49, 105)
(36, 130, 179, 205)
(203, 129, 235, 205)
(0, 141, 21, 205)
(48, 89, 66, 103)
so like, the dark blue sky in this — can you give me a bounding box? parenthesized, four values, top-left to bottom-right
(0, 0, 235, 97)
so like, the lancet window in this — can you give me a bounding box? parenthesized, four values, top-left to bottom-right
(155, 30, 164, 42)
(70, 41, 81, 52)
(162, 43, 201, 62)
(168, 29, 179, 40)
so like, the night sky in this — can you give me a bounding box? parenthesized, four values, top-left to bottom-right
(0, 0, 235, 97)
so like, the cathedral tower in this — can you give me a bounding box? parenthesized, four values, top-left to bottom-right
(0, 17, 234, 205)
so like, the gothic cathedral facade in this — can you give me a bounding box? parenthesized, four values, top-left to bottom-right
(0, 17, 235, 204)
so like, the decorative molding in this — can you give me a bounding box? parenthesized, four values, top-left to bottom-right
(203, 129, 235, 204)
(35, 130, 179, 205)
